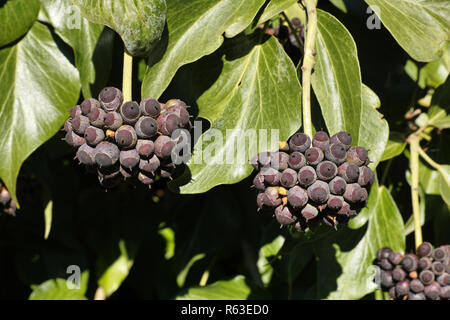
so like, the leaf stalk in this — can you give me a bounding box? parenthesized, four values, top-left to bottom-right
(409, 135, 423, 247)
(122, 50, 133, 102)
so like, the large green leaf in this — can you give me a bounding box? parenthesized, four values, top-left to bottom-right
(70, 0, 166, 56)
(0, 0, 40, 47)
(257, 0, 297, 24)
(316, 186, 405, 300)
(0, 22, 80, 205)
(141, 0, 267, 99)
(311, 10, 388, 168)
(176, 275, 251, 300)
(380, 132, 407, 162)
(39, 0, 105, 98)
(173, 33, 302, 194)
(364, 0, 450, 62)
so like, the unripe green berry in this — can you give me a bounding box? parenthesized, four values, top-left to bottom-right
(120, 101, 141, 124)
(136, 139, 154, 158)
(154, 136, 176, 159)
(316, 160, 337, 181)
(94, 141, 120, 168)
(338, 162, 360, 183)
(76, 143, 96, 166)
(274, 205, 297, 226)
(305, 147, 324, 166)
(72, 115, 90, 135)
(115, 125, 137, 149)
(99, 87, 123, 112)
(140, 97, 162, 118)
(287, 186, 308, 208)
(312, 131, 329, 150)
(84, 126, 105, 146)
(298, 166, 317, 187)
(289, 133, 310, 153)
(288, 152, 306, 170)
(328, 176, 347, 195)
(330, 131, 352, 150)
(135, 116, 158, 139)
(81, 98, 100, 115)
(324, 143, 347, 165)
(104, 112, 123, 130)
(307, 180, 330, 204)
(280, 168, 297, 188)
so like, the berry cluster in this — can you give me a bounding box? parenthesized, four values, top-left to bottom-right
(0, 181, 16, 216)
(63, 87, 191, 189)
(375, 243, 450, 300)
(251, 131, 374, 231)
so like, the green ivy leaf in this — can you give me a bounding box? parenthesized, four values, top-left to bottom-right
(176, 275, 251, 300)
(70, 0, 166, 56)
(316, 186, 405, 300)
(29, 272, 89, 300)
(257, 236, 285, 285)
(141, 0, 268, 99)
(439, 165, 450, 207)
(173, 33, 302, 194)
(380, 132, 407, 162)
(0, 0, 40, 47)
(311, 10, 388, 168)
(257, 0, 297, 24)
(0, 22, 80, 206)
(364, 0, 450, 62)
(39, 0, 105, 98)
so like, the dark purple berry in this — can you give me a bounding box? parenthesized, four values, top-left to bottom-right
(410, 279, 424, 293)
(379, 258, 393, 270)
(418, 257, 432, 270)
(157, 112, 181, 136)
(431, 261, 445, 275)
(380, 270, 393, 288)
(395, 280, 410, 297)
(402, 254, 418, 272)
(140, 98, 162, 118)
(0, 188, 11, 205)
(138, 171, 154, 187)
(87, 107, 106, 128)
(304, 147, 324, 166)
(287, 186, 308, 209)
(358, 166, 375, 187)
(298, 166, 317, 187)
(139, 155, 160, 174)
(104, 112, 123, 130)
(76, 143, 96, 166)
(388, 252, 404, 266)
(301, 204, 318, 221)
(119, 149, 140, 169)
(347, 146, 369, 166)
(253, 173, 265, 191)
(115, 125, 137, 149)
(288, 152, 306, 170)
(263, 187, 282, 207)
(270, 152, 289, 171)
(408, 292, 425, 300)
(432, 247, 447, 261)
(437, 273, 450, 286)
(70, 105, 82, 118)
(330, 131, 352, 150)
(417, 242, 433, 258)
(388, 286, 396, 299)
(72, 115, 90, 135)
(135, 116, 158, 138)
(419, 270, 435, 285)
(166, 105, 190, 127)
(94, 141, 120, 167)
(120, 166, 137, 179)
(336, 201, 350, 215)
(289, 133, 310, 153)
(376, 247, 393, 260)
(307, 180, 330, 204)
(392, 268, 406, 281)
(120, 101, 141, 124)
(98, 172, 121, 189)
(343, 183, 363, 203)
(324, 143, 347, 165)
(63, 119, 72, 132)
(316, 160, 337, 181)
(99, 87, 123, 112)
(65, 131, 85, 147)
(440, 286, 450, 299)
(280, 168, 298, 188)
(312, 131, 329, 150)
(261, 167, 281, 186)
(250, 152, 272, 170)
(328, 176, 347, 195)
(81, 98, 100, 115)
(165, 99, 187, 109)
(274, 205, 297, 226)
(84, 126, 105, 146)
(136, 139, 154, 158)
(424, 282, 441, 299)
(338, 162, 359, 183)
(327, 195, 344, 211)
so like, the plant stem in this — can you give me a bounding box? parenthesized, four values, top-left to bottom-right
(409, 135, 423, 247)
(301, 0, 318, 138)
(122, 50, 133, 102)
(417, 146, 441, 172)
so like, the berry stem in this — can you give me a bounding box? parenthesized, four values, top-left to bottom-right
(301, 0, 318, 139)
(409, 135, 423, 247)
(122, 50, 133, 102)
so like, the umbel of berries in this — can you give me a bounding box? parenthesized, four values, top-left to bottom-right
(62, 87, 193, 189)
(251, 130, 374, 231)
(0, 180, 17, 216)
(374, 243, 450, 300)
